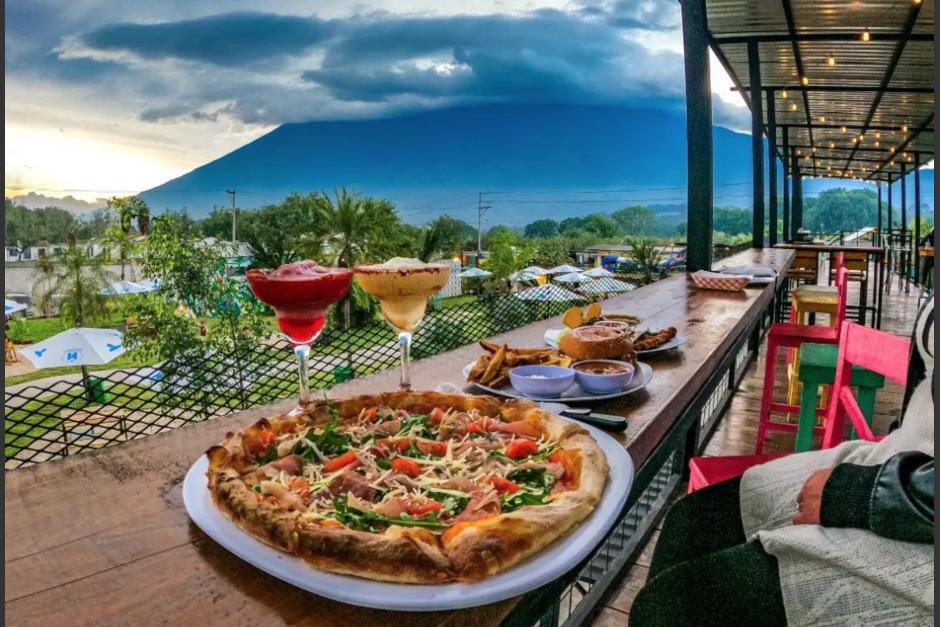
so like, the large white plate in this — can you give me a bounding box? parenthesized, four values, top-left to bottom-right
(463, 361, 653, 402)
(183, 420, 633, 612)
(544, 328, 686, 356)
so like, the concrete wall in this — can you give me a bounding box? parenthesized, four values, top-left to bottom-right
(4, 260, 142, 303)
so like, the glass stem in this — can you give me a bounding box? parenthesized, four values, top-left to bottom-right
(398, 331, 413, 391)
(294, 343, 311, 405)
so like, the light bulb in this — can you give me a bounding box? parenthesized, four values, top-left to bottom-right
(829, 142, 835, 148)
(827, 56, 836, 66)
(875, 132, 881, 139)
(801, 76, 809, 86)
(861, 28, 871, 42)
(819, 116, 826, 122)
(796, 149, 802, 155)
(812, 146, 818, 153)
(875, 141, 880, 147)
(781, 90, 789, 99)
(791, 103, 798, 111)
(841, 126, 847, 133)
(901, 124, 908, 133)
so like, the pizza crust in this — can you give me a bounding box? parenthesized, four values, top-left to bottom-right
(205, 391, 610, 583)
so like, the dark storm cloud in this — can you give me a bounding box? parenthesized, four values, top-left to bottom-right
(47, 4, 690, 125)
(303, 11, 683, 104)
(80, 12, 335, 67)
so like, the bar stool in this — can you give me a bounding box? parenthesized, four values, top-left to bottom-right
(755, 266, 848, 454)
(828, 250, 869, 324)
(793, 343, 885, 452)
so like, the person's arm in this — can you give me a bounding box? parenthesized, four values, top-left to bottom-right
(813, 452, 934, 544)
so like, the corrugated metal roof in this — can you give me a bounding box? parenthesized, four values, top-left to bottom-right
(706, 0, 934, 182)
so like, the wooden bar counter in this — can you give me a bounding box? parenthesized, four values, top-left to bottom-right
(5, 248, 794, 627)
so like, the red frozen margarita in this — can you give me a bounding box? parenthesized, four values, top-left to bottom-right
(246, 260, 353, 343)
(246, 260, 353, 412)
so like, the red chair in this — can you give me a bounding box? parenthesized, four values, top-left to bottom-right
(821, 321, 910, 447)
(754, 266, 849, 454)
(688, 321, 910, 493)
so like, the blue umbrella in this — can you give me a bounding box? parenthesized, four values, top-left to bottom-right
(21, 328, 126, 369)
(5, 299, 27, 315)
(459, 267, 492, 278)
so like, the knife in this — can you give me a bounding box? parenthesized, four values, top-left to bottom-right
(540, 402, 628, 432)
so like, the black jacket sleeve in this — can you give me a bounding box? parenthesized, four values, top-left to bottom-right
(820, 452, 934, 544)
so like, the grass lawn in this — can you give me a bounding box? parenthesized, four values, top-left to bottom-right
(7, 311, 127, 344)
(4, 349, 156, 387)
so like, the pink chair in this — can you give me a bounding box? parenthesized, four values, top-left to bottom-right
(821, 321, 910, 447)
(754, 266, 849, 454)
(688, 321, 909, 493)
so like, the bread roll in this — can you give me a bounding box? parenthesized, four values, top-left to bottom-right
(559, 326, 633, 361)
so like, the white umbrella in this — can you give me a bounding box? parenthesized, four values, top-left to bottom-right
(521, 266, 549, 276)
(4, 299, 27, 315)
(459, 267, 492, 278)
(583, 267, 614, 278)
(515, 285, 585, 302)
(547, 264, 582, 275)
(136, 278, 161, 291)
(554, 272, 591, 285)
(509, 270, 539, 282)
(101, 280, 148, 296)
(21, 328, 126, 369)
(579, 278, 635, 294)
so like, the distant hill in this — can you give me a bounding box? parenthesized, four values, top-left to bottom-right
(9, 192, 108, 215)
(140, 103, 933, 226)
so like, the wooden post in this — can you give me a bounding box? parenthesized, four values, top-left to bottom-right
(791, 151, 803, 234)
(782, 126, 790, 241)
(900, 163, 907, 233)
(748, 42, 765, 248)
(888, 180, 893, 230)
(914, 153, 921, 243)
(766, 90, 778, 246)
(877, 183, 882, 235)
(681, 0, 713, 271)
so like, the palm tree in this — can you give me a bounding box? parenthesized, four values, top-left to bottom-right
(32, 254, 57, 317)
(39, 235, 114, 398)
(107, 196, 149, 280)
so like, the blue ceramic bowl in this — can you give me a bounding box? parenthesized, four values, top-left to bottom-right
(509, 365, 576, 399)
(573, 360, 635, 394)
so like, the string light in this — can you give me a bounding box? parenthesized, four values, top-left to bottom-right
(819, 116, 826, 122)
(890, 146, 896, 152)
(796, 149, 802, 155)
(790, 103, 798, 111)
(827, 56, 836, 66)
(841, 126, 847, 133)
(858, 134, 865, 141)
(861, 28, 871, 42)
(781, 90, 789, 99)
(812, 146, 818, 153)
(801, 76, 809, 86)
(901, 124, 908, 133)
(829, 142, 835, 148)
(875, 132, 881, 139)
(875, 140, 881, 147)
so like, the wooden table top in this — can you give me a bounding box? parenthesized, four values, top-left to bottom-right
(775, 242, 885, 254)
(4, 248, 794, 627)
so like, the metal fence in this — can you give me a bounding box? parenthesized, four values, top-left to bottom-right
(5, 245, 757, 470)
(6, 280, 646, 469)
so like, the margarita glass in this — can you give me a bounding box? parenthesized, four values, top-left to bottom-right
(353, 258, 450, 390)
(246, 260, 352, 411)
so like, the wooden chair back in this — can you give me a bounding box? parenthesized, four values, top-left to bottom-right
(822, 321, 910, 447)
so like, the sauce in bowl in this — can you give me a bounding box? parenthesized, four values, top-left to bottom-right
(575, 361, 632, 375)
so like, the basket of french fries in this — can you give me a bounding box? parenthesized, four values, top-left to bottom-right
(466, 340, 573, 389)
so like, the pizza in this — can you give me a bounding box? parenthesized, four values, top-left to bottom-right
(205, 391, 609, 583)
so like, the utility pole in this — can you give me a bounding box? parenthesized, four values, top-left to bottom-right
(226, 189, 237, 242)
(476, 192, 491, 260)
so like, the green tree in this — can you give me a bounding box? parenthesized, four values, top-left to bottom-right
(106, 196, 150, 280)
(534, 237, 570, 266)
(558, 217, 585, 235)
(582, 214, 617, 238)
(713, 207, 752, 236)
(123, 214, 269, 410)
(3, 199, 78, 249)
(200, 207, 237, 240)
(628, 238, 662, 284)
(611, 206, 655, 236)
(524, 219, 560, 238)
(418, 215, 473, 261)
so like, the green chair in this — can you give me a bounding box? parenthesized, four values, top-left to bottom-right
(794, 343, 885, 452)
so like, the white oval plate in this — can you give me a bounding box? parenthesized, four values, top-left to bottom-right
(463, 361, 653, 402)
(183, 420, 633, 612)
(544, 328, 686, 356)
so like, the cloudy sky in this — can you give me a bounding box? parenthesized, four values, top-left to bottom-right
(5, 0, 747, 202)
